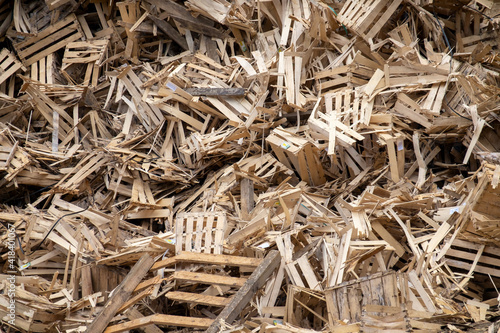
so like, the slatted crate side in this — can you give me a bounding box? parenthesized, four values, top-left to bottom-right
(55, 153, 109, 193)
(0, 130, 31, 181)
(29, 54, 56, 85)
(337, 0, 403, 41)
(61, 40, 109, 87)
(130, 174, 157, 207)
(13, 14, 83, 67)
(325, 271, 406, 327)
(236, 153, 295, 184)
(388, 23, 414, 46)
(23, 83, 87, 146)
(309, 89, 364, 146)
(266, 130, 326, 186)
(0, 49, 26, 85)
(175, 212, 226, 255)
(462, 31, 499, 53)
(444, 238, 500, 279)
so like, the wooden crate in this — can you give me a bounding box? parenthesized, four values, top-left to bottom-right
(444, 238, 500, 279)
(21, 81, 90, 152)
(276, 234, 323, 291)
(309, 88, 365, 153)
(325, 271, 442, 331)
(337, 0, 403, 41)
(215, 153, 296, 197)
(0, 48, 26, 85)
(175, 211, 227, 255)
(0, 129, 31, 182)
(266, 127, 326, 186)
(315, 51, 379, 93)
(61, 39, 109, 87)
(285, 285, 328, 329)
(13, 13, 83, 67)
(29, 54, 55, 84)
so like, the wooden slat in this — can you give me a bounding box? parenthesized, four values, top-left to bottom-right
(103, 314, 213, 333)
(166, 291, 231, 307)
(14, 14, 83, 66)
(172, 271, 247, 287)
(151, 252, 262, 271)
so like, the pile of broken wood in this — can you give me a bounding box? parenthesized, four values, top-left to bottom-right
(1, 0, 500, 332)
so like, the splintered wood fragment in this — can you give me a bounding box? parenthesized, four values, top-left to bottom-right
(84, 254, 154, 333)
(371, 221, 405, 257)
(205, 250, 280, 333)
(425, 214, 456, 254)
(380, 134, 403, 183)
(388, 208, 421, 258)
(184, 87, 246, 96)
(148, 15, 189, 51)
(103, 314, 213, 333)
(407, 271, 437, 313)
(463, 117, 485, 164)
(117, 286, 155, 314)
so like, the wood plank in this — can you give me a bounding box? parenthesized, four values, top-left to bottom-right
(125, 308, 163, 333)
(172, 271, 247, 287)
(166, 291, 231, 307)
(103, 314, 213, 333)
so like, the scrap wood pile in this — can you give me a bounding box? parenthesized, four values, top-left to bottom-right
(0, 0, 500, 332)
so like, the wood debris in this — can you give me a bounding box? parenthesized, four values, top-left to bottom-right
(0, 0, 500, 332)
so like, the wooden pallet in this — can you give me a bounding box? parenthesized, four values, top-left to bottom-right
(13, 14, 83, 67)
(111, 251, 279, 333)
(337, 0, 403, 41)
(175, 211, 227, 255)
(0, 48, 26, 85)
